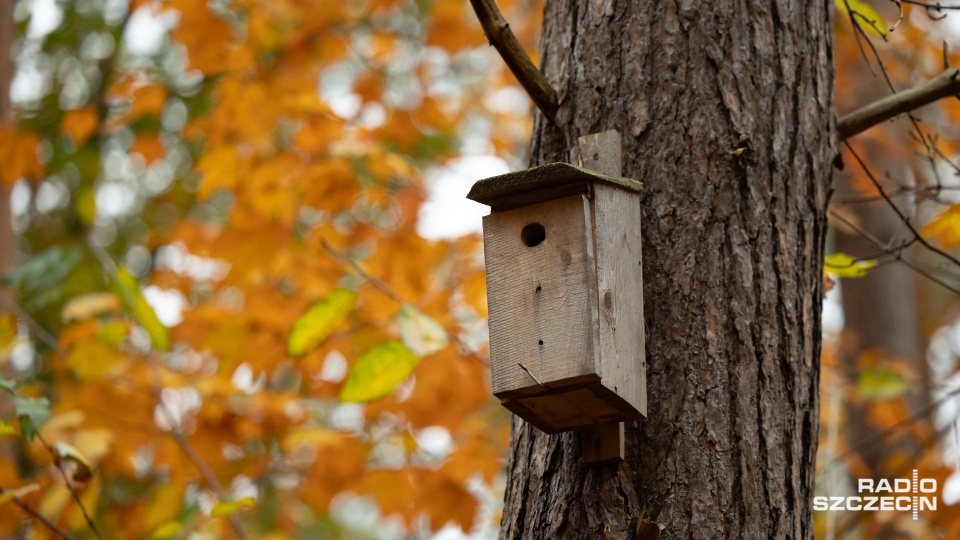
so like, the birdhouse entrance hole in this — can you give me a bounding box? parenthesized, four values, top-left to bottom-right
(521, 222, 545, 247)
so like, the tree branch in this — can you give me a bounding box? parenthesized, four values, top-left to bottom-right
(1, 485, 76, 540)
(467, 0, 558, 121)
(838, 68, 960, 140)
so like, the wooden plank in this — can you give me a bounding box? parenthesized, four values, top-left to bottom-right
(593, 184, 647, 416)
(582, 422, 625, 466)
(578, 130, 622, 175)
(482, 194, 599, 396)
(467, 161, 643, 207)
(578, 130, 630, 465)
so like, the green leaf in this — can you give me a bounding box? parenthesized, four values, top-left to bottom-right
(396, 304, 448, 357)
(210, 497, 256, 518)
(13, 396, 50, 442)
(340, 341, 421, 403)
(824, 252, 877, 278)
(114, 266, 170, 352)
(858, 367, 908, 400)
(287, 289, 356, 357)
(0, 379, 15, 394)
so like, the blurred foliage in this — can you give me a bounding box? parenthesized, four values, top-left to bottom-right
(0, 0, 538, 537)
(5, 0, 960, 539)
(818, 2, 960, 539)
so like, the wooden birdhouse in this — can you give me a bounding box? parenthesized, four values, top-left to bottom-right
(467, 131, 646, 453)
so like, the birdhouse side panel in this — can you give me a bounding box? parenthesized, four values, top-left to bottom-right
(593, 184, 646, 417)
(481, 194, 600, 397)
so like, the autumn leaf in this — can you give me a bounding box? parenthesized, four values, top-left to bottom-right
(824, 252, 877, 278)
(858, 366, 908, 400)
(340, 341, 422, 403)
(114, 266, 171, 352)
(921, 203, 960, 248)
(61, 292, 123, 323)
(60, 108, 100, 144)
(0, 127, 42, 186)
(0, 484, 40, 506)
(397, 304, 448, 356)
(835, 0, 887, 37)
(152, 521, 182, 539)
(13, 396, 50, 442)
(0, 419, 17, 436)
(210, 497, 256, 518)
(288, 289, 356, 356)
(55, 441, 96, 485)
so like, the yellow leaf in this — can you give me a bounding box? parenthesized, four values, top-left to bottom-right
(61, 292, 122, 323)
(0, 483, 40, 505)
(824, 252, 876, 278)
(858, 366, 908, 400)
(922, 203, 960, 248)
(210, 496, 256, 518)
(397, 304, 448, 356)
(835, 0, 887, 37)
(115, 266, 170, 352)
(340, 341, 421, 403)
(152, 521, 182, 539)
(0, 418, 18, 436)
(288, 289, 356, 357)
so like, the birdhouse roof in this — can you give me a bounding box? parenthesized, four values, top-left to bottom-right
(466, 162, 643, 209)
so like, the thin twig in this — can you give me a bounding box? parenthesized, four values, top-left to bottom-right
(828, 208, 960, 294)
(467, 0, 558, 121)
(838, 68, 960, 140)
(0, 484, 76, 540)
(844, 141, 960, 274)
(321, 239, 490, 366)
(34, 432, 102, 539)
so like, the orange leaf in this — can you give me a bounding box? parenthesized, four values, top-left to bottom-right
(0, 128, 43, 186)
(60, 108, 100, 144)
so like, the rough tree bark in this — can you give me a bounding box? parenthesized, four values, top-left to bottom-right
(500, 2, 835, 539)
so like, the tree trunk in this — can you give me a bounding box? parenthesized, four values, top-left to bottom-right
(1, 0, 15, 309)
(500, 2, 835, 539)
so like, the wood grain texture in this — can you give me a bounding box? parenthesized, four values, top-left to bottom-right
(483, 194, 600, 396)
(500, 1, 834, 538)
(582, 422, 625, 466)
(593, 183, 646, 416)
(467, 161, 642, 208)
(578, 130, 622, 175)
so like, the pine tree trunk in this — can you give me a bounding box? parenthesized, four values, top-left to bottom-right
(500, 2, 835, 538)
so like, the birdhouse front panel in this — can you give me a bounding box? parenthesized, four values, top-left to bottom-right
(482, 194, 600, 397)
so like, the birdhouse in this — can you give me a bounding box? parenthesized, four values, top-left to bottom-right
(467, 141, 646, 437)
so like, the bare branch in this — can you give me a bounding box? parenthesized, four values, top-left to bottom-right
(467, 0, 558, 121)
(34, 432, 102, 539)
(0, 484, 76, 540)
(838, 68, 960, 140)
